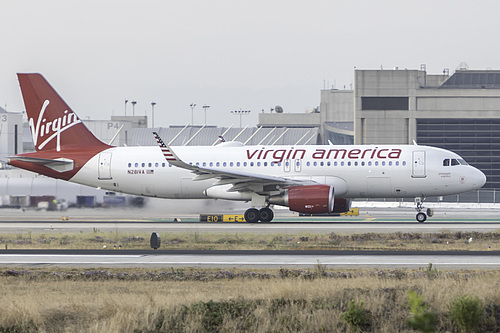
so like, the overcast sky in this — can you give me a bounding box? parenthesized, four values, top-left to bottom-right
(1, 0, 499, 128)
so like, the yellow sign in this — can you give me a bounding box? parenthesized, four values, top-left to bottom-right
(222, 215, 246, 222)
(340, 208, 359, 216)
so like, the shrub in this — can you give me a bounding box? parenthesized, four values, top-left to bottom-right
(342, 299, 371, 332)
(406, 290, 438, 333)
(448, 294, 484, 333)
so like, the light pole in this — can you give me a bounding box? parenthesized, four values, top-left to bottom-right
(231, 110, 251, 128)
(124, 99, 128, 116)
(190, 103, 196, 125)
(202, 105, 210, 125)
(131, 101, 137, 116)
(151, 102, 156, 128)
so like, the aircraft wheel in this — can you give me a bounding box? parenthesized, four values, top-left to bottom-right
(259, 207, 274, 223)
(416, 212, 427, 223)
(244, 208, 260, 223)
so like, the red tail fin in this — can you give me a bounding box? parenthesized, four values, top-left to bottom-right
(17, 73, 109, 152)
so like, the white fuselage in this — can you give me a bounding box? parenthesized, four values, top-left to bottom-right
(70, 144, 486, 200)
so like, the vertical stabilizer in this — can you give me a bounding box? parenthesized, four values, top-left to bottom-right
(17, 73, 109, 151)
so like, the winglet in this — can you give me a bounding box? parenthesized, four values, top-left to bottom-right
(153, 132, 190, 168)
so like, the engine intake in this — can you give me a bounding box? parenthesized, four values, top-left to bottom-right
(268, 185, 350, 214)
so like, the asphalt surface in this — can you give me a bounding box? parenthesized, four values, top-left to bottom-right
(0, 249, 499, 269)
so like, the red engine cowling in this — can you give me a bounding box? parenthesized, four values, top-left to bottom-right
(269, 185, 351, 214)
(288, 185, 333, 214)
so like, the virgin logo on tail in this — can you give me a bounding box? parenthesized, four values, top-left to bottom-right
(28, 99, 82, 152)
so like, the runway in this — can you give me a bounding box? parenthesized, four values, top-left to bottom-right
(0, 207, 499, 234)
(0, 250, 499, 269)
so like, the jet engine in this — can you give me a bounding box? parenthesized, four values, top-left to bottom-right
(268, 185, 350, 214)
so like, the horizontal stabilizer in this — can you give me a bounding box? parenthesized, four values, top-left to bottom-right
(8, 156, 74, 173)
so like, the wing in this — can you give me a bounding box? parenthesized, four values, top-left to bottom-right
(153, 132, 314, 195)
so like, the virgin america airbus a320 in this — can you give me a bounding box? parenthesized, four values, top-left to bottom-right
(8, 74, 486, 222)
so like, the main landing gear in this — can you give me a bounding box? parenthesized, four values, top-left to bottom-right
(415, 197, 434, 223)
(244, 207, 274, 223)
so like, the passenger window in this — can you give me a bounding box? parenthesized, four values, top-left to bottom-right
(230, 162, 233, 167)
(141, 163, 145, 167)
(354, 161, 358, 166)
(244, 162, 247, 167)
(209, 162, 213, 167)
(162, 163, 165, 167)
(382, 161, 386, 166)
(128, 163, 131, 167)
(203, 162, 206, 167)
(341, 161, 345, 166)
(155, 162, 159, 167)
(216, 162, 220, 167)
(388, 161, 392, 166)
(375, 161, 379, 166)
(237, 162, 241, 167)
(223, 162, 226, 167)
(250, 162, 254, 167)
(347, 162, 351, 166)
(396, 161, 399, 166)
(271, 162, 275, 166)
(306, 161, 310, 166)
(320, 161, 324, 166)
(403, 161, 407, 166)
(135, 163, 139, 167)
(334, 161, 338, 166)
(257, 162, 261, 167)
(264, 162, 268, 167)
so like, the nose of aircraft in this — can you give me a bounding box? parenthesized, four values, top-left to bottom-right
(472, 167, 487, 189)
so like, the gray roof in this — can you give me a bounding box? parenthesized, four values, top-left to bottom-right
(440, 70, 500, 89)
(130, 126, 320, 147)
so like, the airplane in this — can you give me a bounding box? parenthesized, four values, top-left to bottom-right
(8, 73, 487, 223)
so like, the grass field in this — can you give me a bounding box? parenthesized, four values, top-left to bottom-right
(1, 229, 499, 251)
(0, 266, 499, 332)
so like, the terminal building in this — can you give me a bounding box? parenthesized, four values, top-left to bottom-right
(353, 65, 500, 190)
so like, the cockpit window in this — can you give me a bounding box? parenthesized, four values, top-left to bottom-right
(443, 158, 469, 166)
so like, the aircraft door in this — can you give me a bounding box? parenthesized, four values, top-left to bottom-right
(98, 152, 112, 180)
(412, 151, 426, 178)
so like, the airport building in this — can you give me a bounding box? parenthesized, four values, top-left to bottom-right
(353, 65, 500, 190)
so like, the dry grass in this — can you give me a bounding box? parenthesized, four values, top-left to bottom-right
(1, 230, 500, 251)
(0, 267, 500, 332)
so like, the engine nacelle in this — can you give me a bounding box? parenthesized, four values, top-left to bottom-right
(268, 185, 350, 214)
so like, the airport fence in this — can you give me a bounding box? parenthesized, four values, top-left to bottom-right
(357, 189, 500, 204)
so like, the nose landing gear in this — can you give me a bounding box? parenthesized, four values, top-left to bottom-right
(415, 197, 434, 223)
